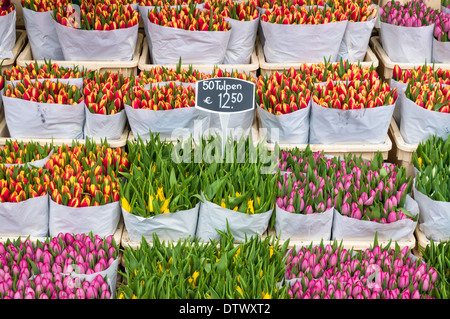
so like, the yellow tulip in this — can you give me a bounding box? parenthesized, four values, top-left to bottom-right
(121, 197, 131, 212)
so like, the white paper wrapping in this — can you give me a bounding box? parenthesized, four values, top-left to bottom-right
(147, 21, 231, 64)
(274, 205, 334, 241)
(122, 203, 200, 242)
(257, 102, 310, 144)
(22, 8, 65, 60)
(0, 194, 49, 237)
(379, 22, 434, 63)
(49, 199, 121, 238)
(337, 18, 375, 62)
(414, 182, 450, 242)
(309, 100, 395, 144)
(260, 20, 348, 63)
(389, 78, 407, 125)
(331, 195, 419, 241)
(54, 20, 138, 61)
(223, 17, 259, 64)
(0, 10, 16, 59)
(196, 194, 273, 243)
(84, 107, 127, 141)
(208, 109, 255, 140)
(399, 96, 450, 144)
(2, 95, 85, 139)
(442, 5, 450, 14)
(432, 37, 450, 63)
(125, 103, 210, 141)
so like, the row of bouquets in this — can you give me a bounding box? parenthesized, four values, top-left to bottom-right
(378, 0, 450, 63)
(20, 0, 139, 61)
(119, 134, 420, 245)
(0, 138, 130, 240)
(256, 61, 450, 146)
(0, 63, 258, 141)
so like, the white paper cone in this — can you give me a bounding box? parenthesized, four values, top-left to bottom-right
(0, 10, 16, 59)
(223, 17, 259, 64)
(337, 18, 375, 62)
(84, 107, 127, 141)
(432, 37, 450, 63)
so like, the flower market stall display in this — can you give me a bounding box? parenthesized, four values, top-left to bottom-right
(21, 0, 70, 60)
(419, 240, 450, 299)
(285, 240, 439, 299)
(399, 80, 450, 144)
(0, 233, 120, 299)
(0, 164, 49, 237)
(0, 0, 16, 60)
(412, 135, 450, 242)
(260, 5, 348, 63)
(45, 140, 129, 237)
(309, 76, 397, 144)
(52, 2, 139, 61)
(432, 10, 450, 63)
(2, 79, 85, 139)
(124, 81, 210, 141)
(83, 71, 131, 140)
(378, 0, 438, 63)
(203, 0, 260, 64)
(146, 4, 231, 64)
(118, 231, 290, 299)
(120, 134, 202, 242)
(277, 148, 418, 242)
(390, 63, 450, 125)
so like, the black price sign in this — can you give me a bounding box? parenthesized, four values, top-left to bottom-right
(195, 77, 255, 114)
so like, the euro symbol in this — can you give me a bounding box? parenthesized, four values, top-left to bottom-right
(203, 97, 213, 104)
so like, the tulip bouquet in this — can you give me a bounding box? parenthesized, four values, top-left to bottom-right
(0, 140, 52, 166)
(196, 136, 278, 243)
(139, 0, 203, 5)
(259, 5, 349, 63)
(379, 0, 438, 63)
(21, 0, 70, 60)
(2, 79, 85, 139)
(118, 230, 290, 299)
(309, 77, 397, 144)
(404, 81, 450, 113)
(420, 240, 450, 299)
(390, 63, 450, 124)
(411, 135, 450, 241)
(256, 69, 312, 144)
(44, 140, 129, 237)
(277, 148, 417, 241)
(203, 0, 259, 63)
(52, 3, 139, 61)
(307, 59, 380, 83)
(0, 0, 15, 60)
(285, 240, 438, 299)
(120, 134, 203, 242)
(146, 4, 232, 64)
(325, 0, 377, 62)
(0, 232, 119, 299)
(0, 164, 49, 237)
(82, 71, 132, 140)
